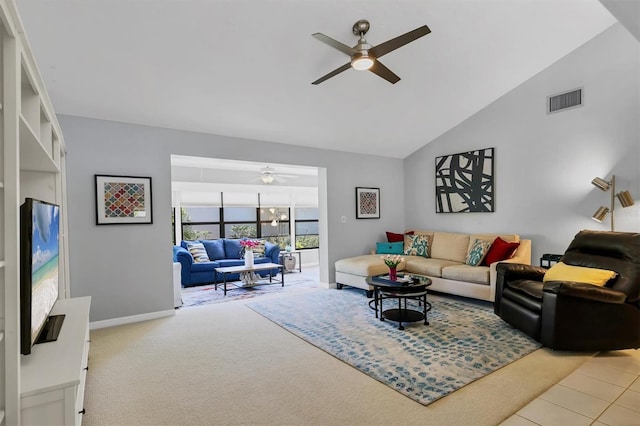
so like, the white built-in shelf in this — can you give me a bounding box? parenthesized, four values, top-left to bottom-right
(0, 260, 6, 268)
(19, 115, 59, 173)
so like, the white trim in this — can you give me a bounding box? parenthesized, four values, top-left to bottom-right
(89, 309, 175, 330)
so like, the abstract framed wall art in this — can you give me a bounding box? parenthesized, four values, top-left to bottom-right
(355, 187, 380, 219)
(95, 175, 153, 225)
(435, 148, 494, 213)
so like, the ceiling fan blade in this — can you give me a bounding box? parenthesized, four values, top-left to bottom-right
(312, 33, 356, 56)
(311, 62, 351, 85)
(369, 25, 431, 58)
(369, 60, 400, 84)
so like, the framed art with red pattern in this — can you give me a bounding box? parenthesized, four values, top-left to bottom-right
(95, 174, 153, 225)
(355, 187, 380, 219)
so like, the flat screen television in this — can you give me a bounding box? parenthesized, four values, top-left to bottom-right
(20, 198, 63, 355)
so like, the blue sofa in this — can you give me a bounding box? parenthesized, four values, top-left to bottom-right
(173, 239, 281, 287)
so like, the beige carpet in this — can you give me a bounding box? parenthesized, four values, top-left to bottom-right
(83, 287, 593, 426)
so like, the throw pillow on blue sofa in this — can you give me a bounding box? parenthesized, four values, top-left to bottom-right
(223, 239, 243, 259)
(376, 241, 404, 255)
(203, 239, 226, 260)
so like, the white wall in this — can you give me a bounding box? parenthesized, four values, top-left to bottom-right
(59, 116, 404, 321)
(404, 24, 640, 264)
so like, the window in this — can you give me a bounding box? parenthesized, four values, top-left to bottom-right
(222, 207, 257, 238)
(260, 207, 290, 248)
(181, 207, 220, 240)
(175, 203, 306, 252)
(295, 207, 319, 249)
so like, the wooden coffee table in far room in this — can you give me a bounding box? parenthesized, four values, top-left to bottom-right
(366, 274, 432, 330)
(215, 262, 284, 296)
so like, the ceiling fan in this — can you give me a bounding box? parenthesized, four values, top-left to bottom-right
(250, 166, 298, 184)
(311, 19, 431, 85)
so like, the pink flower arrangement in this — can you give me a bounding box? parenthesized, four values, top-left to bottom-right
(240, 239, 260, 249)
(381, 254, 404, 268)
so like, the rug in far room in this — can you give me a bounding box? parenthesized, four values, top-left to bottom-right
(248, 289, 541, 406)
(180, 271, 319, 307)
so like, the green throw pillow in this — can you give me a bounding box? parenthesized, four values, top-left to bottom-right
(404, 234, 429, 258)
(465, 239, 492, 266)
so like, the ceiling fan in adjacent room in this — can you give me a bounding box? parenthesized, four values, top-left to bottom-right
(311, 19, 431, 85)
(250, 166, 298, 184)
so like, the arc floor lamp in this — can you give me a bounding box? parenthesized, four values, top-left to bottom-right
(591, 175, 635, 231)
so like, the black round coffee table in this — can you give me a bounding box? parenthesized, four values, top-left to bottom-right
(366, 274, 432, 330)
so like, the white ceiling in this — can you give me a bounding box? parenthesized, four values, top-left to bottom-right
(16, 0, 617, 159)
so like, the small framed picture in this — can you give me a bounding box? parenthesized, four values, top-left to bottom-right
(355, 187, 380, 219)
(95, 175, 153, 225)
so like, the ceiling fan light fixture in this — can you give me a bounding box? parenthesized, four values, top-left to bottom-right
(261, 174, 275, 184)
(351, 53, 374, 71)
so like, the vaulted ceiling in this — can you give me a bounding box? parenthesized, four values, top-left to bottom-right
(17, 0, 618, 159)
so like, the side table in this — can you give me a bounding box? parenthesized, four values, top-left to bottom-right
(279, 251, 302, 273)
(540, 253, 562, 269)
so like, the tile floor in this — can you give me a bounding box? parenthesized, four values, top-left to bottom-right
(501, 349, 640, 426)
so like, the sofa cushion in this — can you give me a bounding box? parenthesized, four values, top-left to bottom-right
(482, 237, 520, 266)
(186, 241, 210, 263)
(223, 239, 243, 259)
(216, 259, 245, 268)
(403, 234, 430, 257)
(404, 256, 460, 277)
(190, 261, 218, 272)
(202, 239, 226, 261)
(442, 264, 490, 284)
(376, 241, 404, 255)
(465, 239, 493, 266)
(430, 232, 470, 263)
(335, 255, 404, 277)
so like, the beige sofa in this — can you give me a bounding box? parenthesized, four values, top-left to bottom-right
(334, 230, 531, 302)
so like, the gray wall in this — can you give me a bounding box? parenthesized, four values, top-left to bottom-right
(60, 116, 404, 321)
(404, 24, 640, 263)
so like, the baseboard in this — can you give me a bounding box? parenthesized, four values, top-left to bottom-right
(90, 309, 175, 330)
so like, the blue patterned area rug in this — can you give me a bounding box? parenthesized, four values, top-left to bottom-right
(248, 289, 541, 406)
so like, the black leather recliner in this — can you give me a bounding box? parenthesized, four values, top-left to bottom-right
(494, 230, 640, 351)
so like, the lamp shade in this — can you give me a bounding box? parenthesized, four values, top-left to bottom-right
(591, 177, 611, 191)
(617, 190, 635, 208)
(592, 206, 610, 222)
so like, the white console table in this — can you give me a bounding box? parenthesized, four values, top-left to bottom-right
(21, 297, 91, 426)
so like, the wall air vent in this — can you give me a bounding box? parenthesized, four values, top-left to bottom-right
(547, 88, 583, 114)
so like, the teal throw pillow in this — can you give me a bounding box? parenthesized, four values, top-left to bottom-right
(186, 241, 210, 263)
(404, 234, 429, 258)
(376, 241, 404, 255)
(465, 239, 493, 266)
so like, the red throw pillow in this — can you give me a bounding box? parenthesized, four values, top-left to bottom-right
(482, 238, 520, 266)
(386, 231, 414, 243)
